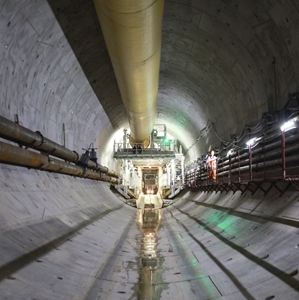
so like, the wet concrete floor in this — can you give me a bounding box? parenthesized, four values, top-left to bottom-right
(2, 183, 299, 300)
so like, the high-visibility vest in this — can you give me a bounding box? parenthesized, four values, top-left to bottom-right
(206, 155, 217, 170)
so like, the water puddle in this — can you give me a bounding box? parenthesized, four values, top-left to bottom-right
(133, 204, 168, 299)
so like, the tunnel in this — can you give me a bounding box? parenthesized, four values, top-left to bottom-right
(1, 1, 299, 299)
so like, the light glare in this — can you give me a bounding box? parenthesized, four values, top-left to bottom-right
(227, 149, 234, 157)
(246, 137, 256, 147)
(280, 119, 297, 132)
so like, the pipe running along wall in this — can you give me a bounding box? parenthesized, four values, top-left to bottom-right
(0, 115, 119, 183)
(185, 125, 299, 185)
(0, 141, 118, 184)
(93, 0, 164, 143)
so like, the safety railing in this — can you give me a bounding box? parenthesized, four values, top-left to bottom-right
(185, 121, 299, 196)
(113, 142, 176, 159)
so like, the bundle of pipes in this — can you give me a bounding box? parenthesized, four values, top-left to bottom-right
(0, 115, 119, 184)
(189, 129, 299, 184)
(217, 132, 299, 179)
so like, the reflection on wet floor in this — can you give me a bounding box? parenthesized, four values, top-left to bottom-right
(136, 195, 168, 299)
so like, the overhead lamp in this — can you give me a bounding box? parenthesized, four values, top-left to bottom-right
(280, 118, 298, 132)
(246, 137, 257, 147)
(227, 149, 234, 157)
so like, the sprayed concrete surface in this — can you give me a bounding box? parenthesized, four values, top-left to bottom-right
(1, 0, 299, 298)
(0, 165, 299, 299)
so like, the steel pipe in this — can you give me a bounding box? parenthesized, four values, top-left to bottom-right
(0, 141, 117, 184)
(87, 160, 118, 178)
(218, 142, 299, 174)
(0, 115, 119, 178)
(0, 115, 79, 162)
(193, 153, 299, 183)
(47, 158, 84, 176)
(0, 141, 49, 169)
(219, 133, 298, 169)
(89, 162, 116, 176)
(185, 125, 299, 187)
(186, 150, 299, 184)
(93, 0, 164, 142)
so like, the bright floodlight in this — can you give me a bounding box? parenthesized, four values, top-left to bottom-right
(246, 137, 256, 147)
(280, 119, 296, 132)
(227, 149, 234, 157)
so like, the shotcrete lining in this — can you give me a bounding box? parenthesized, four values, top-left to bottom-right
(0, 167, 299, 298)
(1, 0, 299, 298)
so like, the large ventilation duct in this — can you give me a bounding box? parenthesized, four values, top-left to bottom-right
(93, 0, 164, 142)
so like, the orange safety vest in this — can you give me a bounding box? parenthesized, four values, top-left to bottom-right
(206, 155, 217, 170)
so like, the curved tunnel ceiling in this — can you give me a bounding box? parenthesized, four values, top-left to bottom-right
(36, 0, 299, 163)
(0, 1, 297, 164)
(0, 1, 299, 299)
(159, 0, 299, 160)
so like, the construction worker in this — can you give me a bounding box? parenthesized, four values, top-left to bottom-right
(206, 150, 217, 181)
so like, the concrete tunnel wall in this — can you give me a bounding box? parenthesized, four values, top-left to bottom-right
(1, 165, 299, 299)
(1, 0, 299, 299)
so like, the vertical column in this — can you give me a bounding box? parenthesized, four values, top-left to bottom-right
(167, 162, 172, 186)
(238, 149, 241, 183)
(122, 159, 129, 187)
(228, 154, 232, 184)
(171, 159, 175, 188)
(249, 146, 252, 182)
(181, 156, 185, 186)
(281, 130, 286, 179)
(123, 129, 127, 149)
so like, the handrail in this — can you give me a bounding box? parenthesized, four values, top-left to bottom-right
(185, 127, 299, 187)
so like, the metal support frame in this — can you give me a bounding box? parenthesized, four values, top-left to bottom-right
(282, 130, 286, 179)
(185, 124, 299, 197)
(187, 180, 293, 197)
